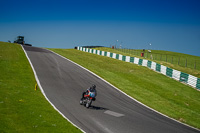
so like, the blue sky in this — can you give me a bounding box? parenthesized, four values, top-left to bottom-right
(0, 0, 200, 56)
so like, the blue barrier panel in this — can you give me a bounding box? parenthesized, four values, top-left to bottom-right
(130, 57, 134, 63)
(166, 67, 173, 78)
(122, 56, 126, 61)
(110, 53, 113, 58)
(180, 72, 189, 83)
(196, 78, 200, 89)
(156, 64, 161, 72)
(147, 60, 152, 68)
(116, 54, 119, 60)
(138, 59, 143, 65)
(104, 51, 107, 56)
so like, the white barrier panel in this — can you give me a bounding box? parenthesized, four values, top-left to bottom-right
(161, 65, 167, 75)
(97, 50, 100, 55)
(119, 54, 123, 61)
(93, 49, 96, 54)
(102, 51, 105, 56)
(107, 52, 110, 57)
(151, 62, 156, 71)
(172, 69, 181, 81)
(112, 53, 116, 59)
(142, 59, 148, 67)
(188, 75, 198, 88)
(77, 47, 199, 90)
(126, 56, 130, 62)
(134, 57, 139, 64)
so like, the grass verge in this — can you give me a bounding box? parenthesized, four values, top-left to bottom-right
(0, 42, 81, 133)
(94, 47, 200, 78)
(49, 48, 200, 129)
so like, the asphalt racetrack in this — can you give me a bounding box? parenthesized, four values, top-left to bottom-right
(23, 46, 199, 133)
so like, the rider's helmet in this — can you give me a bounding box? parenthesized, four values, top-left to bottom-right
(92, 84, 96, 89)
(90, 84, 96, 92)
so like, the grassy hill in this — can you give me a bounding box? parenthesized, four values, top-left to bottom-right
(50, 48, 200, 129)
(94, 47, 200, 78)
(0, 42, 81, 133)
(1, 41, 199, 131)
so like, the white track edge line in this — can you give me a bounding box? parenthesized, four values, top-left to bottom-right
(48, 48, 200, 132)
(21, 45, 86, 133)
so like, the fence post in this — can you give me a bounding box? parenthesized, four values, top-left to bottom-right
(178, 57, 180, 65)
(185, 58, 187, 67)
(194, 60, 196, 69)
(160, 54, 162, 61)
(172, 56, 173, 64)
(166, 55, 167, 62)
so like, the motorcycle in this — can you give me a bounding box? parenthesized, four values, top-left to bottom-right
(80, 91, 96, 108)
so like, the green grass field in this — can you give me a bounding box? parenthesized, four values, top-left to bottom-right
(1, 41, 199, 131)
(50, 48, 200, 129)
(0, 42, 81, 133)
(94, 47, 200, 78)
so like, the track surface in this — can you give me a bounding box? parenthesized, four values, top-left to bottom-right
(23, 46, 199, 133)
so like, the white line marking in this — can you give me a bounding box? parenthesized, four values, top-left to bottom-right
(92, 118, 114, 133)
(21, 46, 86, 133)
(104, 110, 125, 117)
(23, 46, 200, 132)
(74, 49, 200, 131)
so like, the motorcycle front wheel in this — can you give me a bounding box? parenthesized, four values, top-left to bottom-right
(86, 99, 92, 108)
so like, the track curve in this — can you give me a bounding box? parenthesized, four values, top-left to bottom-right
(23, 46, 199, 133)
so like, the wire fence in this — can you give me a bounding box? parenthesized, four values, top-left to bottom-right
(115, 48, 200, 71)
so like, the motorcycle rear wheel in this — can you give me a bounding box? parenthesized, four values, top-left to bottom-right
(80, 98, 83, 105)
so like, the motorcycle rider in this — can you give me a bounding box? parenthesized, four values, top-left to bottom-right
(82, 84, 97, 100)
